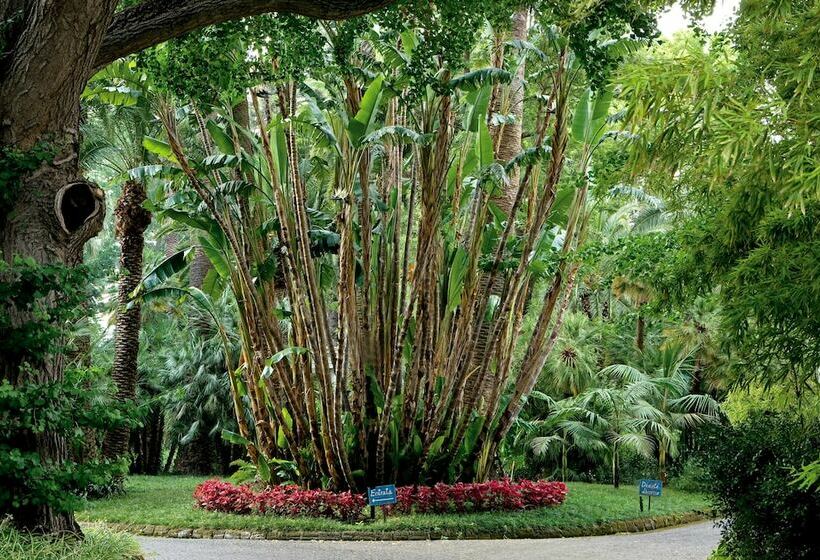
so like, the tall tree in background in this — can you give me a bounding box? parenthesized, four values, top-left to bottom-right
(102, 179, 151, 461)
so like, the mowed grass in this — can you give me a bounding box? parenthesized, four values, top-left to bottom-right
(76, 475, 709, 537)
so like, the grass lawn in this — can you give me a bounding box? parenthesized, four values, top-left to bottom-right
(76, 476, 710, 538)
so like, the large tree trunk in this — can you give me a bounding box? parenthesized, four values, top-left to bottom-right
(0, 0, 116, 533)
(103, 180, 151, 462)
(0, 0, 392, 535)
(0, 0, 115, 533)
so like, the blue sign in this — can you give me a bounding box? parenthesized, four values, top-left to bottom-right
(367, 485, 397, 506)
(639, 479, 662, 497)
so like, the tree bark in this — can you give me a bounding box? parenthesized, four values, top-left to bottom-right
(103, 180, 151, 462)
(0, 0, 390, 534)
(95, 0, 394, 71)
(466, 9, 528, 398)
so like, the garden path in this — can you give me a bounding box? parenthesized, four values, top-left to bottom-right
(136, 519, 720, 560)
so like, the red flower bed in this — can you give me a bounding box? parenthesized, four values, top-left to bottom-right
(389, 479, 568, 514)
(256, 485, 366, 522)
(193, 478, 567, 521)
(193, 479, 256, 514)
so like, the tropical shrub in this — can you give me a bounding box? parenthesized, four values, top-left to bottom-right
(389, 479, 568, 514)
(0, 259, 132, 528)
(699, 413, 820, 560)
(256, 486, 366, 522)
(193, 478, 566, 520)
(193, 479, 255, 514)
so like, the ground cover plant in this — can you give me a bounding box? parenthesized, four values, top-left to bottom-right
(0, 521, 140, 560)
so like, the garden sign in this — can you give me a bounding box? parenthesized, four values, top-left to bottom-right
(638, 479, 662, 511)
(367, 484, 398, 520)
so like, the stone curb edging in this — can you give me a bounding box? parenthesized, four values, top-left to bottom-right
(85, 511, 711, 541)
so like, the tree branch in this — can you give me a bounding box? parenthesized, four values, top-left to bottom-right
(94, 0, 394, 71)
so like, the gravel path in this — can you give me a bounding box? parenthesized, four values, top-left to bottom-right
(136, 520, 720, 560)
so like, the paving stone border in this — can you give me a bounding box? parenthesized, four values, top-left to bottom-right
(85, 511, 711, 541)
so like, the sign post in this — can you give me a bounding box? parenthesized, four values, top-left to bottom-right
(638, 479, 662, 512)
(367, 484, 397, 521)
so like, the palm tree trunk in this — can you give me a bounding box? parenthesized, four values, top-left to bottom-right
(636, 313, 645, 351)
(562, 441, 568, 482)
(163, 439, 178, 474)
(102, 180, 151, 461)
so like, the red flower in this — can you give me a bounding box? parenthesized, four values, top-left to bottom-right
(193, 478, 567, 519)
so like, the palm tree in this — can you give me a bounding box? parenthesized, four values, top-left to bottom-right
(544, 312, 601, 396)
(578, 383, 658, 488)
(160, 305, 240, 475)
(611, 275, 653, 351)
(82, 63, 157, 463)
(528, 395, 608, 481)
(662, 297, 728, 396)
(601, 344, 721, 482)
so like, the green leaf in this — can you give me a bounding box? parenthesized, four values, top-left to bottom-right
(477, 119, 494, 169)
(400, 30, 418, 57)
(448, 68, 512, 92)
(266, 347, 309, 368)
(368, 371, 385, 411)
(427, 435, 446, 458)
(277, 408, 294, 449)
(128, 164, 180, 181)
(270, 124, 289, 185)
(361, 125, 427, 146)
(412, 433, 423, 457)
(142, 136, 176, 161)
(198, 236, 230, 278)
(348, 75, 385, 147)
(221, 429, 251, 447)
(206, 120, 236, 155)
(446, 247, 469, 313)
(571, 89, 591, 144)
(464, 85, 492, 133)
(461, 415, 486, 457)
(281, 407, 293, 431)
(216, 180, 254, 197)
(138, 250, 187, 293)
(199, 154, 241, 170)
(256, 455, 272, 482)
(591, 87, 613, 122)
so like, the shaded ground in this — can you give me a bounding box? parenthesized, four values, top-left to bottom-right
(136, 520, 720, 560)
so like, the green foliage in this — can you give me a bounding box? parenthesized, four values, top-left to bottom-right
(0, 259, 134, 520)
(0, 375, 132, 517)
(137, 15, 324, 106)
(699, 413, 820, 560)
(615, 5, 820, 384)
(0, 258, 88, 363)
(0, 520, 141, 560)
(537, 0, 660, 87)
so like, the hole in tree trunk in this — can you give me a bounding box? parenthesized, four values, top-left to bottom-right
(55, 182, 101, 234)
